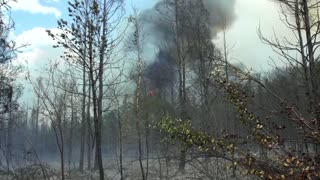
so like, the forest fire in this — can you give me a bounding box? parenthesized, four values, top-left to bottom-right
(144, 49, 176, 99)
(148, 89, 156, 97)
(3, 0, 319, 179)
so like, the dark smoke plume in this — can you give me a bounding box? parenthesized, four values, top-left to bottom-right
(145, 49, 175, 90)
(139, 0, 236, 90)
(140, 0, 236, 43)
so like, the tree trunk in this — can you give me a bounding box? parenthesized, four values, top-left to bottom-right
(117, 109, 124, 180)
(6, 105, 12, 170)
(145, 121, 149, 180)
(133, 16, 146, 180)
(173, 0, 187, 172)
(57, 111, 65, 180)
(35, 96, 40, 155)
(79, 62, 86, 171)
(68, 93, 75, 168)
(302, 0, 320, 129)
(93, 0, 108, 178)
(60, 130, 65, 180)
(87, 82, 92, 170)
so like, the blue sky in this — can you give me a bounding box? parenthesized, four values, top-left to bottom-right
(11, 0, 157, 34)
(10, 0, 159, 67)
(12, 0, 67, 34)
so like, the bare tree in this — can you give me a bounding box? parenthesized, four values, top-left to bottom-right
(30, 69, 68, 180)
(67, 82, 77, 169)
(128, 12, 147, 180)
(259, 0, 320, 129)
(47, 1, 126, 179)
(86, 79, 93, 171)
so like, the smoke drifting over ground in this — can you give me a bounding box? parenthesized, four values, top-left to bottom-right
(138, 0, 236, 90)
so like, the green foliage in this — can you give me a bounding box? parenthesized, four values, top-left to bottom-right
(158, 116, 234, 156)
(157, 64, 320, 179)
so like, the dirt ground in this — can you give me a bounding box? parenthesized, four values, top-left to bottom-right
(0, 157, 254, 180)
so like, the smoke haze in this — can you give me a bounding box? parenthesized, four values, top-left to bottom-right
(137, 0, 236, 89)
